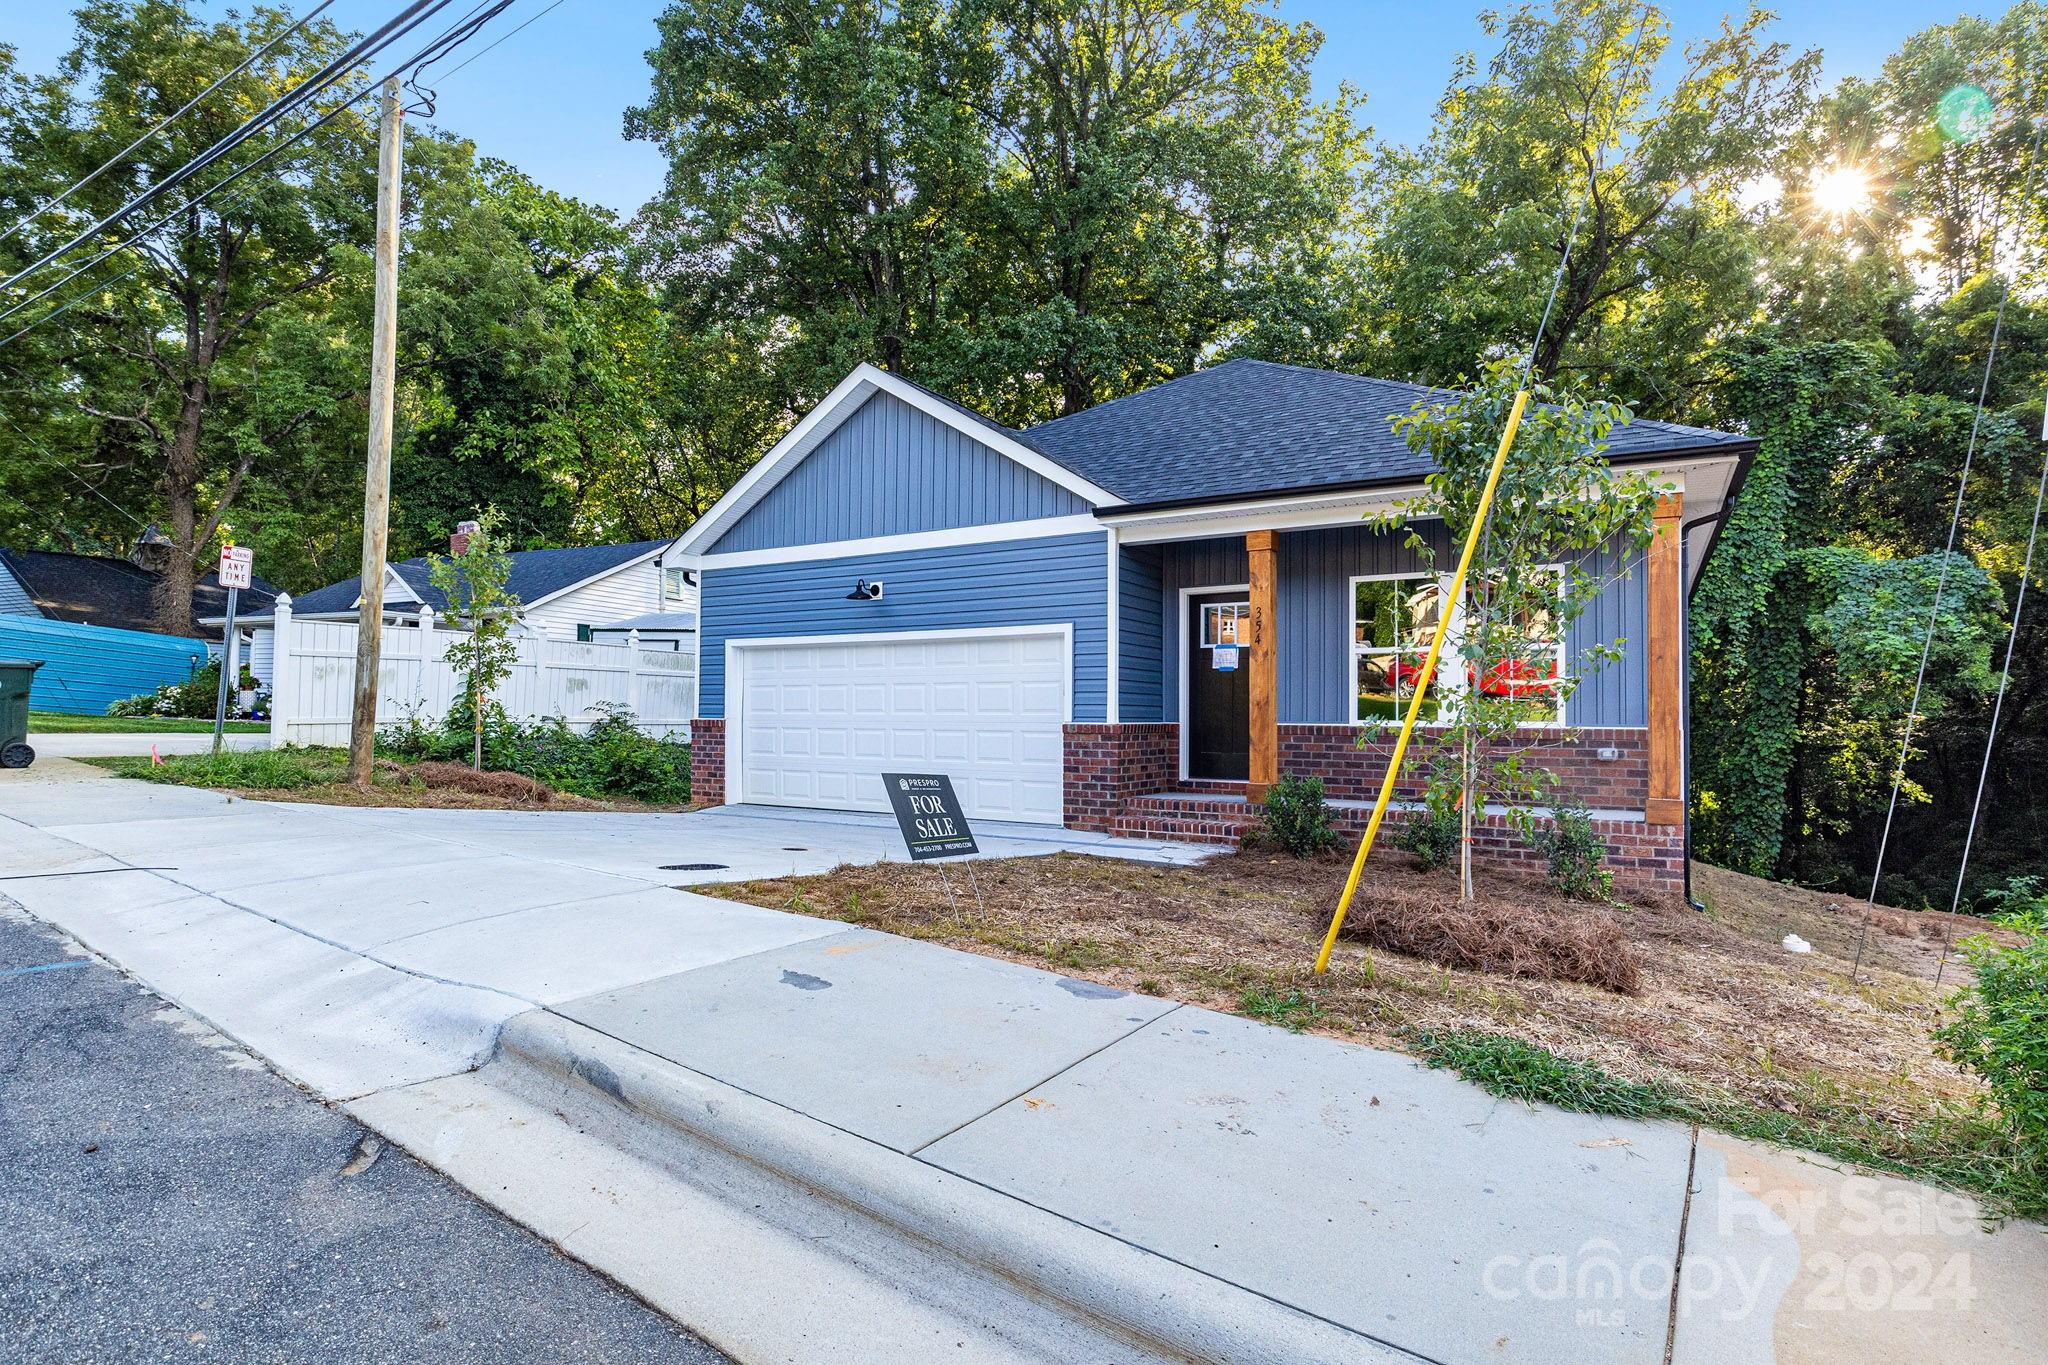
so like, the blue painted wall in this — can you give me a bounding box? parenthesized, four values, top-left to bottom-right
(711, 392, 1091, 553)
(0, 615, 210, 716)
(698, 531, 1110, 720)
(1125, 524, 1647, 727)
(1117, 544, 1163, 722)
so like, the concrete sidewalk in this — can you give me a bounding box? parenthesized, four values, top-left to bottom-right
(3, 759, 2042, 1363)
(26, 730, 270, 757)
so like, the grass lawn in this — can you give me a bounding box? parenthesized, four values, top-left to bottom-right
(700, 850, 2044, 1219)
(82, 745, 684, 812)
(31, 711, 267, 734)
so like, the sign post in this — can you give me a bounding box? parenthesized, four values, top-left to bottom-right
(212, 545, 253, 755)
(881, 773, 985, 917)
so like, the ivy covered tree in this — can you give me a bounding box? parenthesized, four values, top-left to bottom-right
(1688, 341, 2006, 881)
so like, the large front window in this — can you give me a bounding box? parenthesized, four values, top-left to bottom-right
(1352, 569, 1565, 726)
(1353, 576, 1445, 722)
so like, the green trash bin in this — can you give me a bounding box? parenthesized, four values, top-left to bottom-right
(0, 659, 43, 768)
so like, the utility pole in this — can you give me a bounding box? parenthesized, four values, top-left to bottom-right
(348, 76, 403, 786)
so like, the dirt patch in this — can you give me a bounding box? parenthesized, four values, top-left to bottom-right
(699, 850, 2010, 1133)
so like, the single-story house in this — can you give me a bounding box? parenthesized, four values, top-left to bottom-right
(209, 534, 699, 687)
(673, 359, 1757, 889)
(0, 542, 281, 714)
(0, 544, 280, 636)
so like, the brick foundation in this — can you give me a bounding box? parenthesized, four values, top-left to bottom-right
(1276, 724, 1650, 810)
(1069, 721, 1681, 891)
(689, 717, 725, 806)
(1062, 723, 1178, 832)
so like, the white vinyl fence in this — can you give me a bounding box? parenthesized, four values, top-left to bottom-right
(268, 596, 695, 747)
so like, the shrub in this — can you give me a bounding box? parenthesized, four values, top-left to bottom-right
(108, 660, 224, 719)
(377, 702, 691, 805)
(1394, 759, 1462, 870)
(1981, 876, 2048, 935)
(1936, 933, 2048, 1154)
(1256, 773, 1339, 858)
(1530, 799, 1614, 900)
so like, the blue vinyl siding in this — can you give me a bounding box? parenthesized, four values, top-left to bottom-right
(0, 615, 209, 715)
(711, 392, 1090, 553)
(0, 560, 38, 616)
(1116, 544, 1164, 721)
(1141, 525, 1646, 727)
(698, 531, 1110, 720)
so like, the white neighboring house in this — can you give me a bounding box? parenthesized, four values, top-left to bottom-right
(206, 533, 698, 689)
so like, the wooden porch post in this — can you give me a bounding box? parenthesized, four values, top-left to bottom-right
(1247, 530, 1279, 803)
(1645, 493, 1685, 826)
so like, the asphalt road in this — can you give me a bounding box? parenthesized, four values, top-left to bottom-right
(0, 904, 728, 1365)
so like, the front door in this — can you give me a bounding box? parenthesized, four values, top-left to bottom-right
(1187, 592, 1250, 780)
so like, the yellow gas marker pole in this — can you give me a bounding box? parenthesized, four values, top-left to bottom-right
(1313, 388, 1531, 974)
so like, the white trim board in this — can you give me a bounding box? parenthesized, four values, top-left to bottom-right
(675, 364, 1124, 556)
(720, 623, 1076, 817)
(678, 515, 1102, 570)
(1175, 583, 1251, 784)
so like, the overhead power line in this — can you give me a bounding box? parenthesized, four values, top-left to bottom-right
(0, 0, 457, 299)
(0, 0, 530, 347)
(0, 1, 339, 249)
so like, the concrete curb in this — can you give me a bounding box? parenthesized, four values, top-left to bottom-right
(494, 1010, 1411, 1365)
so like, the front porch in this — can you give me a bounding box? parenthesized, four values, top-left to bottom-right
(1065, 496, 1693, 889)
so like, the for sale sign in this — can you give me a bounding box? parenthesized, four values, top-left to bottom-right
(881, 773, 979, 860)
(217, 544, 253, 590)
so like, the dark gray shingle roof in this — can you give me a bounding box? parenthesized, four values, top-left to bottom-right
(1021, 359, 1751, 509)
(0, 547, 280, 635)
(253, 539, 669, 619)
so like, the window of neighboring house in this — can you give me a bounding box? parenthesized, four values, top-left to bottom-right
(1351, 567, 1568, 726)
(662, 566, 691, 604)
(576, 624, 593, 642)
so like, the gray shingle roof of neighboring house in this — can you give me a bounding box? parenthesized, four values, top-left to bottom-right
(231, 539, 671, 621)
(1017, 358, 1754, 510)
(0, 547, 280, 636)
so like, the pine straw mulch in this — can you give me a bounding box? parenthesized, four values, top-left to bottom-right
(699, 850, 2022, 1131)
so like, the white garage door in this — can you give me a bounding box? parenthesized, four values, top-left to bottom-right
(734, 631, 1068, 824)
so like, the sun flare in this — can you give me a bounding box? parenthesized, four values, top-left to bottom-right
(1810, 163, 1872, 219)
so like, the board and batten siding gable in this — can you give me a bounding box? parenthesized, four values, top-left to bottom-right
(708, 391, 1092, 554)
(1131, 525, 1647, 728)
(698, 531, 1109, 721)
(522, 556, 666, 640)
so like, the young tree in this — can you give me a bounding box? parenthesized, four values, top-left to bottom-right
(426, 513, 522, 771)
(1372, 359, 1664, 899)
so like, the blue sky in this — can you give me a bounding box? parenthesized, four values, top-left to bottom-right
(6, 1, 1965, 217)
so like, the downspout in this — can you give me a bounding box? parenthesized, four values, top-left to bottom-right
(1679, 511, 1721, 910)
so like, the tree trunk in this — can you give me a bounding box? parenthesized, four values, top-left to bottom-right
(472, 676, 484, 771)
(154, 377, 210, 637)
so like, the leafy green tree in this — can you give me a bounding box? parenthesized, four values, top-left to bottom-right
(0, 1, 379, 632)
(426, 511, 522, 770)
(1362, 0, 1816, 414)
